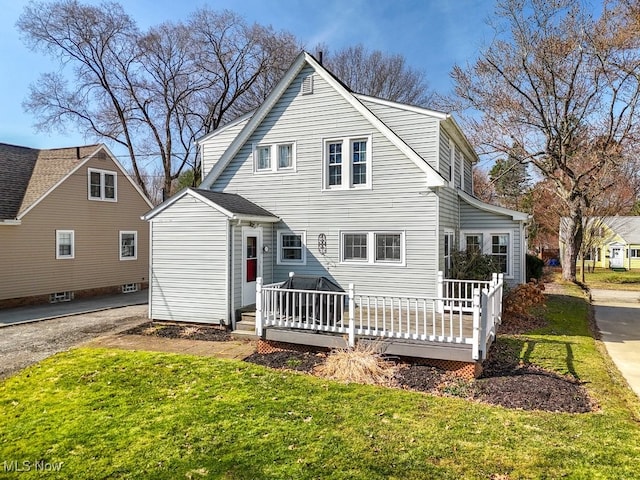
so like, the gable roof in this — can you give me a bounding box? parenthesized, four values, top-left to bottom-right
(0, 142, 153, 221)
(199, 51, 447, 189)
(143, 188, 279, 223)
(601, 217, 640, 244)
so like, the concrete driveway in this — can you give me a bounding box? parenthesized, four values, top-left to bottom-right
(591, 289, 640, 398)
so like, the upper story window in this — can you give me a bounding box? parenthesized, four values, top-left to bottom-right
(56, 230, 75, 260)
(120, 231, 137, 260)
(88, 168, 117, 201)
(324, 135, 372, 190)
(254, 143, 296, 173)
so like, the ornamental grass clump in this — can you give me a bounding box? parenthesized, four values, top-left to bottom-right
(314, 342, 398, 387)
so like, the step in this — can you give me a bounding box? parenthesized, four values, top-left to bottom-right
(230, 329, 258, 340)
(234, 319, 256, 332)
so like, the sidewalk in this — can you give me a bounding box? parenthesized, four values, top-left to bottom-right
(0, 290, 148, 327)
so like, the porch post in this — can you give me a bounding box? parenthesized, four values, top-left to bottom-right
(479, 288, 489, 361)
(348, 283, 355, 348)
(436, 271, 444, 314)
(471, 288, 481, 360)
(256, 277, 263, 337)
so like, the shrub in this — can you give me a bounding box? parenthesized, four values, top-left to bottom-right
(503, 279, 546, 318)
(314, 342, 398, 387)
(526, 254, 545, 281)
(449, 250, 501, 281)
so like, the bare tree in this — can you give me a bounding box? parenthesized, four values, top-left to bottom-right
(321, 44, 433, 106)
(449, 0, 640, 281)
(17, 1, 300, 198)
(472, 167, 496, 203)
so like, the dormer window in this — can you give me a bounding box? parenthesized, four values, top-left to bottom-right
(88, 168, 117, 201)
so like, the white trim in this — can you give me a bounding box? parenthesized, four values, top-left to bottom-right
(277, 230, 307, 265)
(252, 142, 297, 174)
(353, 94, 449, 119)
(322, 135, 373, 190)
(56, 229, 75, 260)
(200, 51, 446, 190)
(0, 220, 21, 225)
(88, 167, 118, 202)
(458, 189, 529, 221)
(339, 230, 406, 266)
(460, 229, 513, 278)
(197, 111, 254, 144)
(119, 230, 138, 261)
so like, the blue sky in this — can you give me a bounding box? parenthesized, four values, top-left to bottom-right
(0, 0, 496, 149)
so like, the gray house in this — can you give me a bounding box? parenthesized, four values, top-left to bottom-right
(143, 51, 528, 330)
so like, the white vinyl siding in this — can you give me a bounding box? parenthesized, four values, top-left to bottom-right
(149, 195, 228, 324)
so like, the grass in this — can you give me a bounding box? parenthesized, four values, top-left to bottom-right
(1, 284, 640, 479)
(581, 267, 640, 290)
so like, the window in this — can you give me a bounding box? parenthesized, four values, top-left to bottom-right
(278, 144, 293, 169)
(256, 146, 271, 171)
(88, 169, 117, 201)
(277, 231, 306, 265)
(120, 231, 137, 260)
(352, 140, 367, 185)
(254, 143, 296, 173)
(375, 233, 402, 263)
(328, 142, 342, 186)
(491, 234, 509, 274)
(343, 233, 368, 261)
(444, 231, 454, 277)
(324, 136, 372, 189)
(461, 231, 511, 276)
(465, 234, 482, 254)
(630, 248, 640, 258)
(56, 230, 74, 259)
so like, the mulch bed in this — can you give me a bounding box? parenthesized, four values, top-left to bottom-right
(125, 319, 595, 413)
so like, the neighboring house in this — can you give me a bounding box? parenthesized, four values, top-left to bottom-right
(0, 143, 153, 308)
(560, 216, 640, 270)
(144, 51, 528, 330)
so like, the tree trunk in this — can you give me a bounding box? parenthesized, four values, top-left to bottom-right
(561, 213, 584, 282)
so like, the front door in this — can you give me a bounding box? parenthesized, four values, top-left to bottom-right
(242, 227, 261, 306)
(610, 246, 624, 269)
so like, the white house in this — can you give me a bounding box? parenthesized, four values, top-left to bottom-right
(143, 52, 527, 366)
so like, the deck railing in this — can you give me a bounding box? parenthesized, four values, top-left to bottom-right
(256, 272, 504, 361)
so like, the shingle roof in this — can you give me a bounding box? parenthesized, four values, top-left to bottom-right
(193, 189, 277, 219)
(0, 143, 101, 220)
(602, 216, 640, 244)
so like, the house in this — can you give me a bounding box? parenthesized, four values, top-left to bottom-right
(0, 143, 153, 308)
(143, 52, 527, 367)
(560, 216, 640, 270)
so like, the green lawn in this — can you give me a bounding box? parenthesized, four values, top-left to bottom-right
(1, 284, 640, 479)
(581, 267, 640, 290)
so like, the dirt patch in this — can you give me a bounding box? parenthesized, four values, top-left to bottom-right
(123, 322, 232, 342)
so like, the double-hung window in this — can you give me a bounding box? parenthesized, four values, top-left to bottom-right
(56, 230, 74, 259)
(341, 231, 404, 265)
(88, 168, 117, 201)
(324, 135, 371, 189)
(120, 231, 137, 260)
(254, 143, 296, 173)
(630, 248, 640, 259)
(277, 231, 306, 265)
(461, 231, 511, 276)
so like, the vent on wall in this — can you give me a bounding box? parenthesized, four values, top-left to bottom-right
(50, 291, 73, 303)
(301, 75, 314, 95)
(122, 283, 139, 294)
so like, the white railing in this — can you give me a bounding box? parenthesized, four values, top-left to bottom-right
(256, 272, 504, 361)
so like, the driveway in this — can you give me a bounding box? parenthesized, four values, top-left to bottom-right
(0, 302, 147, 380)
(591, 289, 640, 398)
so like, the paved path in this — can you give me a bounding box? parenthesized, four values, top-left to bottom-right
(0, 290, 148, 326)
(591, 289, 640, 398)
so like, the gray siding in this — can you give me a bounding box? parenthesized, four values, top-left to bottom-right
(150, 195, 229, 324)
(358, 99, 440, 171)
(210, 66, 440, 298)
(464, 158, 473, 194)
(454, 149, 463, 189)
(439, 130, 452, 181)
(459, 201, 523, 283)
(200, 118, 250, 182)
(437, 188, 460, 271)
